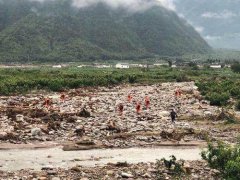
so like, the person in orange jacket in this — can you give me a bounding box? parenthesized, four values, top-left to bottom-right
(60, 93, 65, 102)
(127, 94, 133, 103)
(136, 102, 141, 114)
(145, 96, 150, 109)
(44, 98, 51, 108)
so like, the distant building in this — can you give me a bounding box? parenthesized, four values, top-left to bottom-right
(96, 65, 111, 68)
(139, 64, 148, 68)
(52, 65, 62, 68)
(154, 63, 168, 67)
(210, 65, 221, 69)
(77, 65, 87, 68)
(129, 64, 141, 68)
(116, 63, 130, 69)
(129, 64, 149, 68)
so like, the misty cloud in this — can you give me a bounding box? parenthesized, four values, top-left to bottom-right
(201, 10, 237, 19)
(195, 26, 204, 33)
(29, 0, 176, 12)
(205, 35, 221, 41)
(158, 0, 175, 10)
(72, 0, 157, 12)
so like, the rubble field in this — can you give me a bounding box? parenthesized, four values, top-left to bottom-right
(0, 82, 239, 179)
(0, 82, 239, 147)
(0, 160, 219, 180)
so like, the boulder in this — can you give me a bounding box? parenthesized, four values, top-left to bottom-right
(159, 111, 170, 118)
(31, 128, 42, 136)
(0, 132, 8, 140)
(78, 108, 91, 118)
(16, 114, 24, 122)
(121, 172, 134, 178)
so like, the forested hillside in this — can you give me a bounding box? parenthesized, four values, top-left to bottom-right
(0, 0, 212, 62)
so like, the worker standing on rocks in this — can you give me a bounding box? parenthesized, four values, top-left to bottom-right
(127, 94, 133, 103)
(60, 93, 65, 102)
(175, 88, 182, 97)
(170, 109, 177, 123)
(136, 102, 141, 114)
(44, 98, 51, 108)
(118, 103, 124, 116)
(145, 96, 150, 109)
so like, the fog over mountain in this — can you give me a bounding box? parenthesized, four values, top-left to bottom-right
(26, 0, 175, 11)
(173, 0, 240, 50)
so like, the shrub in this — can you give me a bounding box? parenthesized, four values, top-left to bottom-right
(202, 141, 240, 179)
(206, 92, 230, 106)
(156, 155, 185, 179)
(128, 75, 137, 83)
(230, 87, 240, 98)
(236, 100, 240, 111)
(176, 74, 189, 82)
(231, 63, 240, 73)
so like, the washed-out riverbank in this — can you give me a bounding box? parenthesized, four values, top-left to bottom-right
(0, 146, 203, 171)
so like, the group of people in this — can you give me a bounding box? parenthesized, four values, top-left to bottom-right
(117, 90, 179, 124)
(43, 89, 180, 124)
(117, 94, 150, 116)
(43, 93, 66, 109)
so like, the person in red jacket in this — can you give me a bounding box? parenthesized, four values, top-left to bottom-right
(136, 102, 141, 114)
(145, 96, 150, 109)
(44, 98, 51, 108)
(127, 94, 133, 103)
(60, 93, 65, 102)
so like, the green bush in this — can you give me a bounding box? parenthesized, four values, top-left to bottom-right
(236, 101, 240, 111)
(128, 75, 137, 84)
(230, 87, 240, 98)
(156, 155, 185, 179)
(206, 92, 230, 106)
(202, 141, 240, 179)
(231, 63, 240, 73)
(176, 74, 189, 82)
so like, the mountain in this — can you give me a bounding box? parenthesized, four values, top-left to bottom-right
(0, 0, 211, 62)
(174, 0, 240, 50)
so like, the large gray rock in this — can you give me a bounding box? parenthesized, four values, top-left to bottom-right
(31, 128, 42, 136)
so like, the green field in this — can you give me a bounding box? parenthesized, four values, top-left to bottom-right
(0, 66, 239, 108)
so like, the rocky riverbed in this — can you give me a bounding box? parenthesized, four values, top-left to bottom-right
(0, 82, 238, 147)
(1, 82, 238, 179)
(0, 160, 220, 180)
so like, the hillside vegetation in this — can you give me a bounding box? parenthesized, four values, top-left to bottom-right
(0, 0, 211, 62)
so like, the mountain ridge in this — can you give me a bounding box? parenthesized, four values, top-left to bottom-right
(0, 0, 212, 62)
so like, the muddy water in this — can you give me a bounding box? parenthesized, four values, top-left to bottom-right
(0, 147, 202, 171)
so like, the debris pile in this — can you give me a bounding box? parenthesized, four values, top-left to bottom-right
(0, 161, 219, 179)
(0, 82, 236, 147)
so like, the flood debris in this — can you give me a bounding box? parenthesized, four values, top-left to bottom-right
(0, 82, 236, 179)
(0, 161, 219, 179)
(0, 82, 237, 147)
(215, 108, 239, 123)
(78, 108, 91, 118)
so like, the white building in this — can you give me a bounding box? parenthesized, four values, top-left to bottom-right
(52, 65, 62, 68)
(77, 65, 87, 68)
(210, 65, 222, 69)
(96, 65, 111, 68)
(115, 63, 130, 69)
(154, 63, 168, 67)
